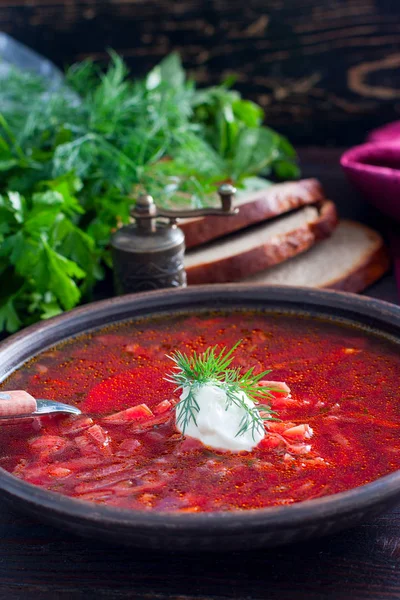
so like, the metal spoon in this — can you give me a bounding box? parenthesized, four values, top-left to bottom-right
(0, 391, 81, 420)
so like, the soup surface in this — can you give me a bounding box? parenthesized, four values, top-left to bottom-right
(1, 310, 400, 512)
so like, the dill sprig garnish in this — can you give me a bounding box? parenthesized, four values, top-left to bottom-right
(167, 342, 279, 440)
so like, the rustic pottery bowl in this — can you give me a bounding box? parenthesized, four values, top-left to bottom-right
(341, 142, 400, 222)
(0, 285, 400, 551)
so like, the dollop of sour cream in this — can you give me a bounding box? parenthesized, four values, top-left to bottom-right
(177, 384, 265, 452)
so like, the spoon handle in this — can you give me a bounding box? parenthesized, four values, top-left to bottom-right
(0, 390, 37, 416)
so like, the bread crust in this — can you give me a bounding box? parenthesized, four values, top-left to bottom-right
(181, 178, 325, 249)
(239, 220, 390, 294)
(321, 224, 390, 293)
(186, 200, 338, 285)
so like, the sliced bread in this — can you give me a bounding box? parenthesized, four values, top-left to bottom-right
(240, 221, 390, 293)
(185, 200, 338, 284)
(181, 178, 325, 249)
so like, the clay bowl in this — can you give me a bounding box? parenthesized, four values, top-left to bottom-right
(0, 285, 400, 551)
(341, 142, 400, 222)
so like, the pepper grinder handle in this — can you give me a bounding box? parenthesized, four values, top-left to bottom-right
(131, 183, 238, 229)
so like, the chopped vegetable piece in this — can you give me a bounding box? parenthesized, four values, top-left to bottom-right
(283, 424, 313, 441)
(47, 466, 72, 478)
(28, 435, 68, 457)
(103, 404, 154, 423)
(153, 400, 172, 415)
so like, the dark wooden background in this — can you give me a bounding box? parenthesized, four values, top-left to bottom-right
(1, 0, 400, 145)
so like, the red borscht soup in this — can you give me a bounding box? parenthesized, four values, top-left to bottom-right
(0, 310, 399, 512)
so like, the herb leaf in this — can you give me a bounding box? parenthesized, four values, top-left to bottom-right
(0, 184, 99, 331)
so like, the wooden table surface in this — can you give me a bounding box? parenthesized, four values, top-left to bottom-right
(1, 149, 400, 600)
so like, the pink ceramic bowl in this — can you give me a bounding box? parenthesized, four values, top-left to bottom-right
(341, 142, 400, 223)
(367, 121, 400, 145)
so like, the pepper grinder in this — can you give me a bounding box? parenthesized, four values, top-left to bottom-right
(111, 184, 238, 294)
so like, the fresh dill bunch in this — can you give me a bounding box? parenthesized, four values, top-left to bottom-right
(167, 342, 278, 439)
(0, 50, 299, 335)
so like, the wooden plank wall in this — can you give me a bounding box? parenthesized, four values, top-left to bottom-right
(1, 0, 400, 145)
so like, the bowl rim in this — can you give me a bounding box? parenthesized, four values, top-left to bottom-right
(1, 283, 400, 533)
(341, 142, 400, 175)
